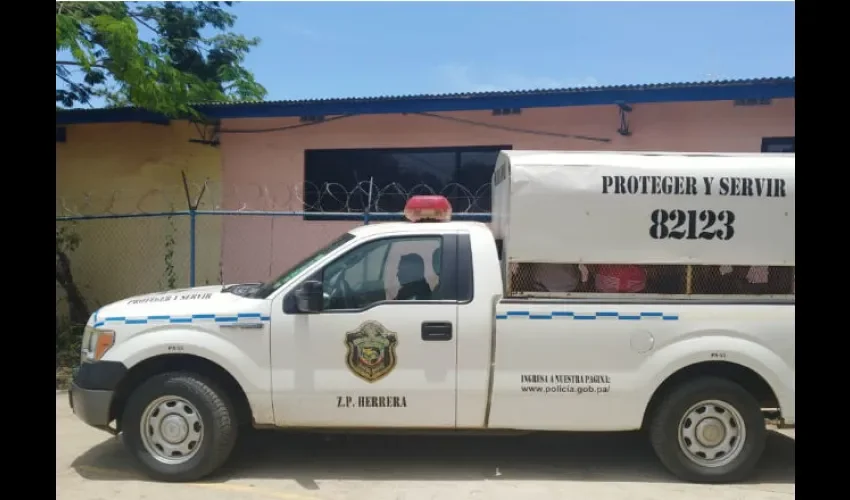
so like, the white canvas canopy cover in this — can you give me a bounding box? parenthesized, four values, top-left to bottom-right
(491, 150, 795, 267)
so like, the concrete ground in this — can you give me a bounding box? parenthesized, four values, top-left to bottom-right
(57, 393, 794, 500)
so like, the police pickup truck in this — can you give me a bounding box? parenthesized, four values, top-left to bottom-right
(69, 151, 795, 484)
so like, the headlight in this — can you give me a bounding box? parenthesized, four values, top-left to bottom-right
(80, 327, 115, 363)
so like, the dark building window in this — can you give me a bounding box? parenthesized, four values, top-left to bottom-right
(761, 137, 795, 153)
(303, 145, 510, 218)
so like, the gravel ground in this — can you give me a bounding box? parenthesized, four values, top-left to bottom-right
(57, 393, 794, 500)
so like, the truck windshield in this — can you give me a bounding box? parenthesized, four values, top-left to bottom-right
(250, 232, 355, 299)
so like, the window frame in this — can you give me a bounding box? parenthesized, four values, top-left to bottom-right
(761, 137, 795, 153)
(284, 233, 463, 314)
(302, 145, 512, 220)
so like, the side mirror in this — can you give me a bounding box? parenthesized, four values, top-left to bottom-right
(295, 280, 324, 313)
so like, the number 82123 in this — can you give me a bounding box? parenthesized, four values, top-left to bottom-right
(649, 209, 736, 241)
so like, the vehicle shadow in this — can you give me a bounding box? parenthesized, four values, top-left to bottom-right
(71, 429, 794, 487)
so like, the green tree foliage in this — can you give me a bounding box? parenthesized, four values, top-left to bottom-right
(56, 1, 267, 117)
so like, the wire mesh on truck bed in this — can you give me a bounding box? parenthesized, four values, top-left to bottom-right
(506, 262, 795, 298)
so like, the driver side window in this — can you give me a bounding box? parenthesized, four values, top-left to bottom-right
(338, 239, 388, 300)
(321, 235, 444, 311)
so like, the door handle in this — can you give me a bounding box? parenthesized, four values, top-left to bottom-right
(421, 321, 453, 341)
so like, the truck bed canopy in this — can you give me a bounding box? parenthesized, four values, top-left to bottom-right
(491, 151, 795, 267)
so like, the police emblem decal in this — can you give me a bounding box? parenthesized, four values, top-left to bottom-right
(344, 321, 399, 383)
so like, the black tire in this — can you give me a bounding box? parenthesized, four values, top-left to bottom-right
(122, 372, 239, 482)
(649, 376, 766, 484)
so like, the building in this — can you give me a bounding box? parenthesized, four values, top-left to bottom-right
(56, 77, 795, 304)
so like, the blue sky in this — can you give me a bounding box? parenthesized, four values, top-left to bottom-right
(236, 0, 795, 100)
(57, 1, 795, 105)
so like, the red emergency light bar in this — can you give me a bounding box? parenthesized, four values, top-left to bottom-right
(404, 195, 452, 222)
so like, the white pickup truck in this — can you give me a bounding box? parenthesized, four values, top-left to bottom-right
(69, 151, 795, 484)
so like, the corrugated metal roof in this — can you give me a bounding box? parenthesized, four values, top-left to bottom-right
(201, 76, 795, 106)
(56, 76, 794, 125)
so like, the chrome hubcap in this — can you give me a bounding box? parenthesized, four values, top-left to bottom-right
(695, 417, 726, 447)
(678, 399, 746, 468)
(160, 414, 190, 443)
(140, 396, 203, 465)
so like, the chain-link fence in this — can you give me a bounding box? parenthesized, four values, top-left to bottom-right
(55, 179, 493, 214)
(56, 180, 493, 321)
(56, 214, 192, 316)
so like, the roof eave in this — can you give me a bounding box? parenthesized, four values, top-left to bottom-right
(55, 78, 795, 126)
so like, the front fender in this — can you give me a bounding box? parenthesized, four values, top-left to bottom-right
(101, 326, 270, 397)
(636, 332, 795, 419)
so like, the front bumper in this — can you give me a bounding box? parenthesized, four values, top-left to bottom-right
(68, 360, 127, 433)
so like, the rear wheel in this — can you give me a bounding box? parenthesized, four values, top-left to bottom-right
(649, 376, 766, 483)
(122, 372, 239, 482)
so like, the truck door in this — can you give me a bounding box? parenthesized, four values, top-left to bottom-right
(271, 232, 462, 428)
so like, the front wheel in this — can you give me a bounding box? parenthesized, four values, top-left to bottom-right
(122, 372, 239, 482)
(649, 376, 766, 483)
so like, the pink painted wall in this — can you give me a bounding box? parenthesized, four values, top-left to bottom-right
(219, 98, 795, 284)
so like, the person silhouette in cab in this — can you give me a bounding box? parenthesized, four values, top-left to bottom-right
(396, 253, 432, 301)
(431, 247, 442, 299)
